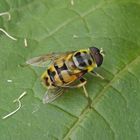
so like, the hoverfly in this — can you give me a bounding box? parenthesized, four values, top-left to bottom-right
(26, 47, 104, 104)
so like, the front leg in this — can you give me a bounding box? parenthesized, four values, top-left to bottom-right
(90, 71, 104, 80)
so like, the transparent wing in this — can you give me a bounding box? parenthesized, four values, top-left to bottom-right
(26, 51, 74, 67)
(26, 54, 52, 67)
(43, 86, 64, 104)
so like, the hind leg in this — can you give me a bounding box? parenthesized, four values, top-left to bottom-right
(58, 77, 91, 106)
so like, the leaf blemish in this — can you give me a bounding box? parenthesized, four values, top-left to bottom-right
(24, 38, 28, 47)
(7, 79, 13, 83)
(71, 0, 74, 5)
(0, 28, 17, 41)
(0, 11, 11, 21)
(2, 91, 27, 119)
(73, 34, 79, 39)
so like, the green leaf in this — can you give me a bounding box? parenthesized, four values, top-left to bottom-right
(0, 0, 140, 140)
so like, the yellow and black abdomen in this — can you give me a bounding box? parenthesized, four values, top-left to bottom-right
(41, 59, 81, 87)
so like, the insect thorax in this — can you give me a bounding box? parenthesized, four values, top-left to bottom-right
(72, 50, 96, 72)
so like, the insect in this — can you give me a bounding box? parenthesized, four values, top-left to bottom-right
(26, 47, 104, 104)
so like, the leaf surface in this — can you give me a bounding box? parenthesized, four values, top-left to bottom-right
(0, 0, 140, 140)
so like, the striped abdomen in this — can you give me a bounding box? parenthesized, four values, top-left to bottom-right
(42, 57, 83, 86)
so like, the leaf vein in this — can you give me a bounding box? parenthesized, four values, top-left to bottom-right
(62, 55, 140, 139)
(93, 108, 116, 140)
(50, 103, 78, 119)
(92, 55, 140, 105)
(110, 86, 128, 107)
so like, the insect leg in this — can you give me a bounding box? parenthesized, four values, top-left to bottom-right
(58, 78, 91, 106)
(79, 78, 92, 107)
(57, 78, 87, 88)
(56, 78, 87, 94)
(78, 78, 88, 97)
(89, 71, 104, 80)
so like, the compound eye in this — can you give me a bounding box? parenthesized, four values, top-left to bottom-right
(89, 47, 103, 67)
(94, 53, 103, 67)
